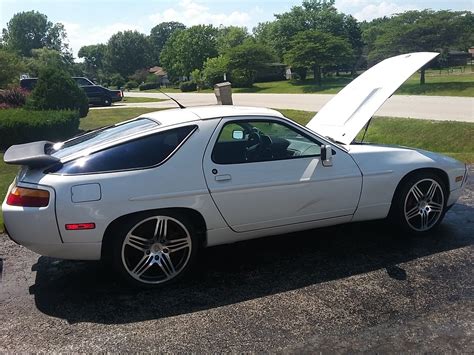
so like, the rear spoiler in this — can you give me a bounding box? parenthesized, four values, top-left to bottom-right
(3, 141, 60, 168)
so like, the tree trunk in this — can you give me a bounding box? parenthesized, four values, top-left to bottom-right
(420, 68, 425, 85)
(314, 65, 321, 86)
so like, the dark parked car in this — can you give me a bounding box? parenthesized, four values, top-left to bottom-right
(20, 77, 123, 107)
(81, 85, 122, 106)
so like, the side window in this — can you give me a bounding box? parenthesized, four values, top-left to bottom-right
(75, 78, 93, 86)
(212, 120, 321, 164)
(54, 125, 195, 174)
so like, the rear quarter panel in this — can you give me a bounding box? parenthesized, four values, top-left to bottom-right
(24, 120, 228, 244)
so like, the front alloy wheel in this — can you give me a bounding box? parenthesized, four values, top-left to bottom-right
(403, 178, 445, 231)
(114, 213, 197, 287)
(391, 172, 447, 233)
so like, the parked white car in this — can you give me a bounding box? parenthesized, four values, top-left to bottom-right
(2, 52, 468, 287)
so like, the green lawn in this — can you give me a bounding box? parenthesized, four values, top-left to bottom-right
(1, 106, 473, 229)
(135, 69, 474, 97)
(231, 70, 474, 97)
(278, 109, 474, 163)
(122, 96, 166, 103)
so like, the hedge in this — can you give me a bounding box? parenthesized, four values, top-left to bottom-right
(139, 82, 160, 91)
(0, 109, 80, 149)
(179, 81, 197, 92)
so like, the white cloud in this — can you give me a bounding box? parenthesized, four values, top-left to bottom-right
(62, 21, 144, 59)
(149, 0, 253, 27)
(352, 1, 418, 21)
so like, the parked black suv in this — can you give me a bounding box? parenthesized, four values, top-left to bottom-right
(20, 77, 123, 107)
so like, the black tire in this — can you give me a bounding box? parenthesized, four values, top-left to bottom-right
(111, 210, 199, 288)
(102, 96, 112, 106)
(389, 172, 448, 234)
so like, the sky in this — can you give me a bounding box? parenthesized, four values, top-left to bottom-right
(1, 0, 473, 58)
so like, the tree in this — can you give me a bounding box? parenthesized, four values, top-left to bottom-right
(149, 22, 186, 64)
(284, 30, 352, 85)
(202, 55, 230, 85)
(364, 10, 474, 84)
(1, 11, 69, 57)
(227, 42, 276, 87)
(106, 30, 151, 77)
(216, 26, 249, 54)
(26, 65, 89, 117)
(160, 25, 218, 80)
(253, 0, 363, 72)
(25, 48, 74, 76)
(0, 49, 25, 88)
(78, 44, 107, 79)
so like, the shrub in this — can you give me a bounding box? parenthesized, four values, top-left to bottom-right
(0, 109, 80, 149)
(25, 66, 89, 118)
(230, 69, 253, 88)
(0, 87, 29, 108)
(203, 55, 229, 86)
(179, 81, 197, 92)
(138, 82, 160, 91)
(146, 74, 160, 84)
(110, 73, 126, 88)
(124, 80, 138, 90)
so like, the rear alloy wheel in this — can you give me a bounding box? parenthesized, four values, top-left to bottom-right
(102, 97, 112, 106)
(392, 173, 447, 233)
(113, 213, 197, 287)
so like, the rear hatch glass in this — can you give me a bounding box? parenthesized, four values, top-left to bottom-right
(49, 118, 158, 159)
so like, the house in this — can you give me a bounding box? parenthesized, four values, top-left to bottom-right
(148, 66, 170, 86)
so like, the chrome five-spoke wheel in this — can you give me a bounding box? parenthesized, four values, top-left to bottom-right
(117, 214, 195, 286)
(404, 178, 445, 232)
(391, 172, 447, 233)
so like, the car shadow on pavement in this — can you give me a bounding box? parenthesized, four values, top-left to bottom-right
(29, 201, 473, 325)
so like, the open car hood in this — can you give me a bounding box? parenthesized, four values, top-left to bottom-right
(306, 52, 439, 145)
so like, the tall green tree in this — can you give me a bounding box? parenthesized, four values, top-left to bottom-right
(227, 42, 276, 87)
(216, 26, 249, 54)
(78, 44, 107, 78)
(106, 30, 151, 77)
(160, 25, 218, 79)
(364, 10, 474, 84)
(26, 48, 74, 76)
(1, 11, 69, 57)
(257, 0, 362, 70)
(284, 30, 352, 85)
(149, 22, 186, 65)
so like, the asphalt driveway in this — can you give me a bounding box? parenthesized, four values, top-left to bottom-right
(0, 166, 472, 352)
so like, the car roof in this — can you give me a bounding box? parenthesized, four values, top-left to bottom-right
(137, 105, 284, 127)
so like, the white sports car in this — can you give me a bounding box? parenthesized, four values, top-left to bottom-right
(2, 52, 468, 287)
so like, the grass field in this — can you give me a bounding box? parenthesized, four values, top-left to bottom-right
(137, 69, 474, 97)
(1, 106, 473, 229)
(231, 70, 474, 96)
(122, 97, 166, 103)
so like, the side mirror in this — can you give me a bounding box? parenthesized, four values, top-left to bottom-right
(232, 130, 244, 140)
(321, 145, 333, 167)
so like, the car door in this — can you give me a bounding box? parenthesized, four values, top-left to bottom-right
(202, 116, 362, 232)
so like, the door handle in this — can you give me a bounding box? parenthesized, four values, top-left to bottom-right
(215, 174, 231, 181)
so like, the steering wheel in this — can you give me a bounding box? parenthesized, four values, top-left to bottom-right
(245, 130, 262, 161)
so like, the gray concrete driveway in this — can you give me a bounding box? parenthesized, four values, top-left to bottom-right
(1, 167, 473, 352)
(104, 92, 474, 122)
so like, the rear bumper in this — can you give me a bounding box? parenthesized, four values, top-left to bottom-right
(2, 182, 102, 261)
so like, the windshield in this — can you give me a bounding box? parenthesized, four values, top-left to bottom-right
(50, 118, 159, 159)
